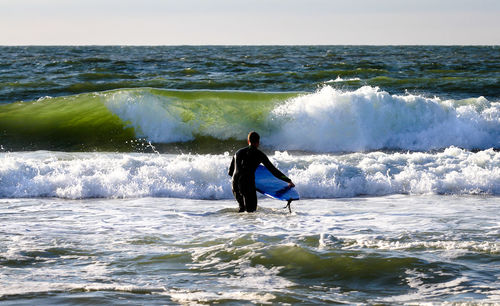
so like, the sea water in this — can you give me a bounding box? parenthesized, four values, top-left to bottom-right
(1, 196, 499, 304)
(0, 46, 499, 304)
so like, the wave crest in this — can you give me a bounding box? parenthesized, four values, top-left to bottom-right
(268, 86, 499, 152)
(1, 87, 498, 152)
(102, 86, 500, 152)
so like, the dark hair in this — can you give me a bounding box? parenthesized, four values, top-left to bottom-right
(248, 131, 260, 145)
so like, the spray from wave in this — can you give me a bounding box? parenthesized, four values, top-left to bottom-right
(268, 86, 499, 152)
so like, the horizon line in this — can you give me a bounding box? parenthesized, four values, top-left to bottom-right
(1, 43, 499, 47)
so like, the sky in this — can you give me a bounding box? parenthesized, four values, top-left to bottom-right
(1, 0, 499, 45)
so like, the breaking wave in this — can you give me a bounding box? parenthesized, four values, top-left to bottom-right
(0, 86, 498, 153)
(1, 148, 498, 199)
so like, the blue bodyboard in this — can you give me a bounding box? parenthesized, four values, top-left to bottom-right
(255, 165, 299, 201)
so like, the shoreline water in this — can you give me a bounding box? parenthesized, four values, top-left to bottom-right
(1, 195, 499, 304)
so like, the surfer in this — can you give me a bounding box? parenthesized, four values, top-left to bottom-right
(228, 131, 295, 212)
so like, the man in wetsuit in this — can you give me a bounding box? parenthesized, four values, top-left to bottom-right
(228, 131, 294, 212)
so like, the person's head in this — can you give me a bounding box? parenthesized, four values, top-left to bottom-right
(247, 131, 260, 147)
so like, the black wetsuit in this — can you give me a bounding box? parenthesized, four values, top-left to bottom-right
(228, 145, 291, 212)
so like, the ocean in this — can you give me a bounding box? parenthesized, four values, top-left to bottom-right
(0, 46, 499, 304)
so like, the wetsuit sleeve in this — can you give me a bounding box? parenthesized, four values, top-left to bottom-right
(260, 151, 291, 183)
(228, 156, 235, 176)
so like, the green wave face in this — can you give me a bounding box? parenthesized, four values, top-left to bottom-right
(120, 88, 295, 140)
(0, 93, 138, 151)
(0, 88, 296, 152)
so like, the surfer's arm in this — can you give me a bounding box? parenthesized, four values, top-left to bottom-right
(228, 157, 235, 176)
(260, 153, 292, 184)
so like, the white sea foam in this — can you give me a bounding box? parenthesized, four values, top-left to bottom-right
(168, 288, 276, 304)
(0, 148, 498, 199)
(268, 86, 500, 152)
(385, 275, 472, 303)
(0, 281, 167, 299)
(346, 238, 500, 254)
(325, 76, 362, 83)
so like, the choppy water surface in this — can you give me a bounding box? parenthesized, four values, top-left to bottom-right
(1, 46, 498, 103)
(1, 196, 499, 304)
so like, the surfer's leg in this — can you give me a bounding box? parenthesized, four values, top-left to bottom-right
(232, 182, 245, 212)
(233, 190, 245, 212)
(243, 184, 257, 212)
(244, 192, 257, 212)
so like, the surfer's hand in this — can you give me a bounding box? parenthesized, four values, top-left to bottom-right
(288, 181, 295, 188)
